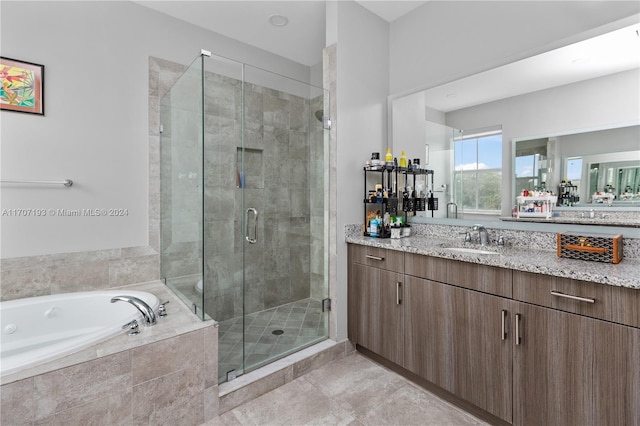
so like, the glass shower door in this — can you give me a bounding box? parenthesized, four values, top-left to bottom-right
(239, 65, 330, 374)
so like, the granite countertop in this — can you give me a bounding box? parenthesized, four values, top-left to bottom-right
(346, 234, 640, 290)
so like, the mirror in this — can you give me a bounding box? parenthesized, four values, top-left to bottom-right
(390, 19, 640, 227)
(514, 125, 640, 207)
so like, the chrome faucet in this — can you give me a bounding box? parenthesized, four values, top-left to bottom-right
(111, 296, 157, 326)
(472, 224, 490, 246)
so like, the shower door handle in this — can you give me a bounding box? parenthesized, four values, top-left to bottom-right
(245, 208, 258, 244)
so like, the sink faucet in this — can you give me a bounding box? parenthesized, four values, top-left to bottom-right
(111, 296, 157, 326)
(472, 224, 490, 246)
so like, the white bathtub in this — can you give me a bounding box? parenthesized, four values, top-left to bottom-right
(0, 290, 159, 377)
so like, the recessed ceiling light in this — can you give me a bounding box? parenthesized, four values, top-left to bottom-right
(268, 14, 289, 27)
(446, 93, 458, 99)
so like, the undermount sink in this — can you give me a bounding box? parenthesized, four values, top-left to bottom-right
(442, 247, 500, 255)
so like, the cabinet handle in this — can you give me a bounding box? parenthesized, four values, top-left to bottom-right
(550, 291, 595, 304)
(501, 310, 507, 340)
(397, 282, 402, 305)
(365, 255, 384, 261)
(515, 313, 522, 345)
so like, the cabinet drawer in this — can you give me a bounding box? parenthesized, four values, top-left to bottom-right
(348, 244, 404, 273)
(513, 271, 612, 322)
(405, 253, 512, 298)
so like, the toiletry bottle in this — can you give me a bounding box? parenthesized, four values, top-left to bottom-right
(385, 148, 393, 164)
(399, 151, 407, 168)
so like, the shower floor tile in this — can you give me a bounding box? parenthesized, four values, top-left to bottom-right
(217, 298, 328, 383)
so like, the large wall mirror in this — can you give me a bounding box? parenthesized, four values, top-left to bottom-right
(390, 16, 640, 228)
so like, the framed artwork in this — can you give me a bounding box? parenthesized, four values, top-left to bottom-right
(0, 57, 44, 115)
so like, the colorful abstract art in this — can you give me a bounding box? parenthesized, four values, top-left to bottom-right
(0, 57, 44, 115)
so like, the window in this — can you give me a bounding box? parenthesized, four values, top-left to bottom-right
(453, 129, 502, 212)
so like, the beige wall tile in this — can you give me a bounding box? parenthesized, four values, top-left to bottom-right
(132, 364, 205, 425)
(33, 351, 131, 420)
(1, 378, 35, 425)
(33, 392, 132, 426)
(132, 330, 204, 385)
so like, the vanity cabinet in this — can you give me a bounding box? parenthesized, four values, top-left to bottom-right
(348, 245, 404, 366)
(512, 301, 640, 426)
(347, 243, 639, 425)
(404, 275, 513, 422)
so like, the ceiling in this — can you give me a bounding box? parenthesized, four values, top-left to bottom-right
(133, 1, 426, 67)
(134, 1, 638, 110)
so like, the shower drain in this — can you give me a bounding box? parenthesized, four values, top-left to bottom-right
(272, 329, 284, 335)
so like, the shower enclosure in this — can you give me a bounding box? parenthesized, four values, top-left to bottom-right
(159, 51, 329, 384)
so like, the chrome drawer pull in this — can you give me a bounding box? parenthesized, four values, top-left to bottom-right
(397, 282, 402, 305)
(365, 255, 384, 261)
(515, 314, 521, 345)
(550, 291, 595, 304)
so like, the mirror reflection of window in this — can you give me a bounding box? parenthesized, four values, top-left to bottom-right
(453, 129, 502, 213)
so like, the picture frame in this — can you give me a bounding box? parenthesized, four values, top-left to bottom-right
(0, 57, 44, 115)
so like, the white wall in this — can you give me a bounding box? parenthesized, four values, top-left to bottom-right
(334, 0, 390, 340)
(389, 1, 640, 95)
(0, 1, 311, 259)
(445, 69, 640, 215)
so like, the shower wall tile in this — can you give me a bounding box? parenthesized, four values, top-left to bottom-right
(244, 121, 265, 150)
(263, 93, 290, 129)
(289, 97, 309, 132)
(205, 79, 239, 120)
(244, 86, 265, 125)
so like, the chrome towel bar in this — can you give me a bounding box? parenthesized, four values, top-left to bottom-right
(0, 179, 73, 187)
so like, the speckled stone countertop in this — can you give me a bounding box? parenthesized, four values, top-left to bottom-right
(346, 231, 640, 290)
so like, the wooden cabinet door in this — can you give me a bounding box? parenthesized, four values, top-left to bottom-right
(349, 263, 403, 365)
(513, 302, 640, 426)
(404, 276, 512, 422)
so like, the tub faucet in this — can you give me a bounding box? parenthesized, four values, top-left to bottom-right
(472, 224, 490, 246)
(111, 296, 157, 326)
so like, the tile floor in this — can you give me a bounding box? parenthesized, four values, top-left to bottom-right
(218, 298, 329, 383)
(205, 351, 489, 426)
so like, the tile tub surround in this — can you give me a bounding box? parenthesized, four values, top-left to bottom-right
(1, 281, 219, 426)
(345, 224, 640, 289)
(1, 281, 213, 385)
(0, 245, 160, 302)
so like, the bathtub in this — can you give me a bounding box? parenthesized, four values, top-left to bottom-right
(0, 290, 159, 377)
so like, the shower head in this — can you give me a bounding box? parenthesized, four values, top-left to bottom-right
(314, 110, 324, 122)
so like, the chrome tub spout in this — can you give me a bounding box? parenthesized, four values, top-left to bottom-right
(110, 296, 157, 326)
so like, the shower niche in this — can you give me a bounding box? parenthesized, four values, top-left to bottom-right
(159, 51, 330, 384)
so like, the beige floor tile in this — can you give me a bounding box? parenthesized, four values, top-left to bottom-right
(357, 383, 487, 426)
(203, 352, 489, 426)
(231, 377, 357, 425)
